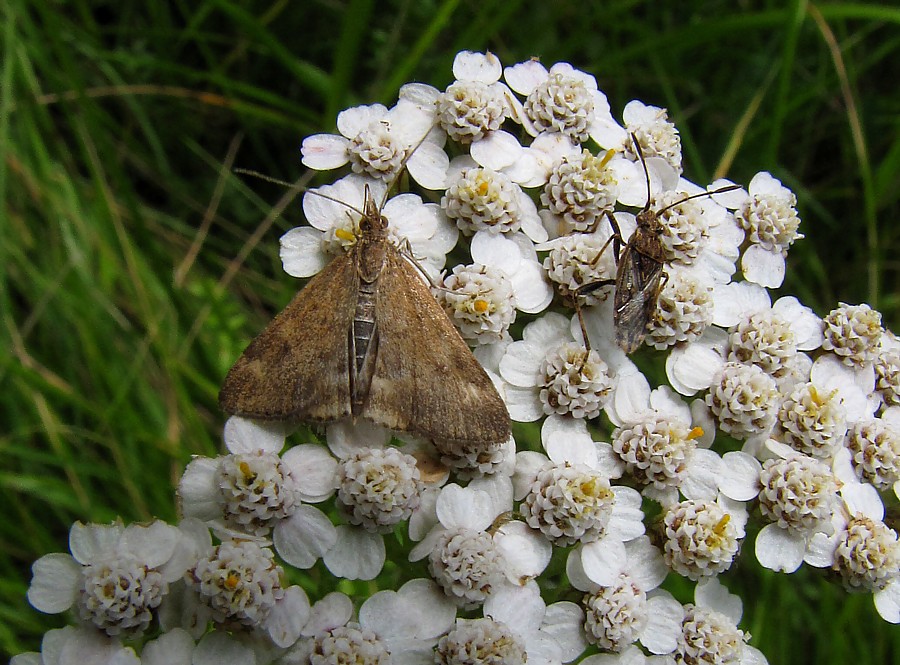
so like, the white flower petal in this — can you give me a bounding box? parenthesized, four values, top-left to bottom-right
(680, 448, 722, 501)
(773, 296, 824, 349)
(120, 521, 178, 569)
(542, 415, 597, 466)
(273, 505, 337, 568)
(709, 179, 747, 209)
(484, 581, 545, 635)
(666, 343, 723, 395)
(468, 474, 514, 518)
(406, 141, 449, 190)
(266, 586, 310, 647)
(387, 99, 437, 146)
(503, 60, 548, 96)
(874, 579, 900, 623)
(510, 261, 553, 314)
(141, 628, 194, 665)
(26, 553, 80, 613)
(471, 130, 523, 170)
(541, 601, 588, 662)
(606, 486, 645, 541)
(453, 50, 502, 83)
(718, 451, 762, 501)
(641, 594, 683, 654)
(470, 231, 523, 275)
(58, 628, 140, 665)
(323, 527, 386, 581)
(409, 485, 440, 542)
(280, 227, 328, 278)
(712, 281, 770, 326)
(499, 340, 543, 387)
(68, 521, 123, 564)
(842, 481, 884, 520)
(505, 148, 547, 187)
(804, 531, 836, 568)
(336, 103, 388, 138)
(223, 416, 287, 454)
(193, 632, 254, 665)
(399, 82, 441, 107)
(496, 521, 553, 580)
(648, 385, 692, 423)
(591, 116, 629, 152)
(302, 591, 354, 637)
(755, 523, 805, 572)
(282, 444, 338, 502)
(695, 577, 743, 623)
(609, 369, 652, 426)
(383, 194, 437, 241)
(505, 384, 546, 422)
(742, 244, 786, 288)
(624, 536, 668, 591)
(564, 548, 595, 592)
(516, 193, 550, 245)
(513, 451, 549, 500)
(178, 457, 223, 521)
(436, 484, 493, 530)
(300, 133, 350, 170)
(580, 537, 627, 586)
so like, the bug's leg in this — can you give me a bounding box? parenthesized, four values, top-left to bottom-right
(604, 210, 625, 260)
(572, 276, 616, 356)
(576, 278, 615, 298)
(648, 270, 670, 328)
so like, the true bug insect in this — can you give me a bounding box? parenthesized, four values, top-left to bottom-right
(579, 135, 740, 353)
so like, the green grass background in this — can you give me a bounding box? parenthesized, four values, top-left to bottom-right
(2, 0, 899, 662)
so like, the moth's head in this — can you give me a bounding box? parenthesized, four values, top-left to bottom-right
(360, 184, 389, 235)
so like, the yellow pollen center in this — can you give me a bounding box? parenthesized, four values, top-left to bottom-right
(335, 228, 356, 242)
(474, 298, 489, 313)
(598, 148, 616, 169)
(714, 514, 731, 536)
(687, 426, 704, 441)
(239, 461, 256, 482)
(476, 178, 490, 197)
(225, 573, 240, 590)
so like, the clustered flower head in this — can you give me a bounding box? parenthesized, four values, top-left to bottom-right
(17, 49, 900, 665)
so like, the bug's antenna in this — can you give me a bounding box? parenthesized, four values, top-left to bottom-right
(631, 133, 652, 211)
(654, 184, 742, 216)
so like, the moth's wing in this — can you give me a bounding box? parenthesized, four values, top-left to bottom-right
(218, 252, 356, 421)
(361, 249, 510, 447)
(614, 246, 662, 354)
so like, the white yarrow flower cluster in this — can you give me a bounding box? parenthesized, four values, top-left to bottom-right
(21, 49, 900, 665)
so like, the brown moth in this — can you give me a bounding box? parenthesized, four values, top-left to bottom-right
(219, 185, 511, 451)
(580, 135, 740, 353)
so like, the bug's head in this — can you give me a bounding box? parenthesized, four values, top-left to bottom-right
(635, 205, 665, 235)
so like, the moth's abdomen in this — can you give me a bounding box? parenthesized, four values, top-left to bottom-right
(350, 279, 379, 415)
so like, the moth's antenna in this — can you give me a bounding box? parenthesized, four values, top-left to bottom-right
(235, 122, 439, 220)
(234, 169, 297, 189)
(377, 126, 437, 211)
(235, 167, 368, 218)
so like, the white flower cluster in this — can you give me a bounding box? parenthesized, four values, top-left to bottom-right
(17, 50, 900, 665)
